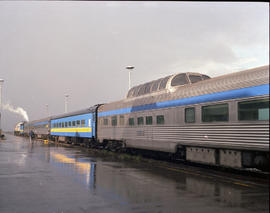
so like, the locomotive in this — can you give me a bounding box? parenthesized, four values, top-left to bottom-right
(14, 122, 24, 136)
(16, 65, 269, 171)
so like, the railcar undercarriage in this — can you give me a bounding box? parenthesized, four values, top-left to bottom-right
(44, 135, 270, 172)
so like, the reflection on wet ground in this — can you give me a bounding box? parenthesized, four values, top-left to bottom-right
(0, 134, 269, 213)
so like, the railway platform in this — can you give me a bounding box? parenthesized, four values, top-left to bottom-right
(0, 134, 269, 213)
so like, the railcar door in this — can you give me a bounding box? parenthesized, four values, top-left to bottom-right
(89, 112, 96, 139)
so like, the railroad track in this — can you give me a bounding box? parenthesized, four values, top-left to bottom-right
(41, 138, 269, 186)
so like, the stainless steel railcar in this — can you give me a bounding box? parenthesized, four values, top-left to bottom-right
(23, 117, 51, 139)
(97, 65, 269, 170)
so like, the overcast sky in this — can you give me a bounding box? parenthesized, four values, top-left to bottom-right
(0, 1, 269, 131)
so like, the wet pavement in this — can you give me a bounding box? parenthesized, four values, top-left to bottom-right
(0, 134, 269, 213)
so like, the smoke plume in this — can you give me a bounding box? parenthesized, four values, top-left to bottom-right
(2, 103, 29, 122)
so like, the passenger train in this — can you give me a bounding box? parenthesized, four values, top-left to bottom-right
(17, 65, 269, 171)
(14, 122, 24, 136)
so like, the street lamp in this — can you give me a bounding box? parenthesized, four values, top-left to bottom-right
(126, 66, 134, 90)
(45, 104, 49, 117)
(0, 79, 4, 135)
(64, 94, 69, 113)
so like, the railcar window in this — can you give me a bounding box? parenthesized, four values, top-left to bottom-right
(146, 116, 153, 125)
(202, 103, 228, 122)
(138, 85, 147, 96)
(128, 118, 135, 126)
(137, 117, 144, 125)
(103, 118, 108, 126)
(159, 76, 170, 90)
(119, 115, 125, 125)
(185, 107, 195, 123)
(133, 86, 141, 97)
(156, 115, 165, 124)
(238, 99, 269, 121)
(111, 116, 117, 126)
(81, 120, 85, 127)
(69, 121, 71, 127)
(72, 121, 76, 127)
(151, 79, 162, 92)
(131, 88, 137, 97)
(148, 81, 155, 92)
(76, 120, 80, 127)
(144, 83, 152, 94)
(127, 88, 134, 98)
(65, 122, 67, 127)
(171, 73, 188, 87)
(202, 75, 210, 80)
(189, 75, 202, 83)
(62, 122, 64, 128)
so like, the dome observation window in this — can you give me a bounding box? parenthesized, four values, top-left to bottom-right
(144, 82, 152, 94)
(171, 73, 189, 87)
(189, 75, 202, 83)
(127, 87, 135, 98)
(158, 76, 171, 90)
(202, 75, 210, 80)
(133, 86, 141, 97)
(138, 84, 147, 96)
(127, 72, 210, 98)
(151, 79, 163, 92)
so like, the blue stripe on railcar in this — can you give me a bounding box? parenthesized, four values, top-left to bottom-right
(50, 113, 95, 138)
(98, 84, 269, 117)
(31, 121, 49, 126)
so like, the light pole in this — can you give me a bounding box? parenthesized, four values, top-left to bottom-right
(64, 94, 69, 113)
(45, 104, 49, 117)
(126, 66, 134, 90)
(0, 79, 4, 135)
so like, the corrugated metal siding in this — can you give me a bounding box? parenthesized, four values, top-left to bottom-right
(98, 66, 269, 153)
(98, 122, 269, 152)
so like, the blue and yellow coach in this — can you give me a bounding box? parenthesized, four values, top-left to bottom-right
(50, 106, 100, 143)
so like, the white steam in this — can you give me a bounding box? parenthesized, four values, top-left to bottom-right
(2, 103, 29, 122)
